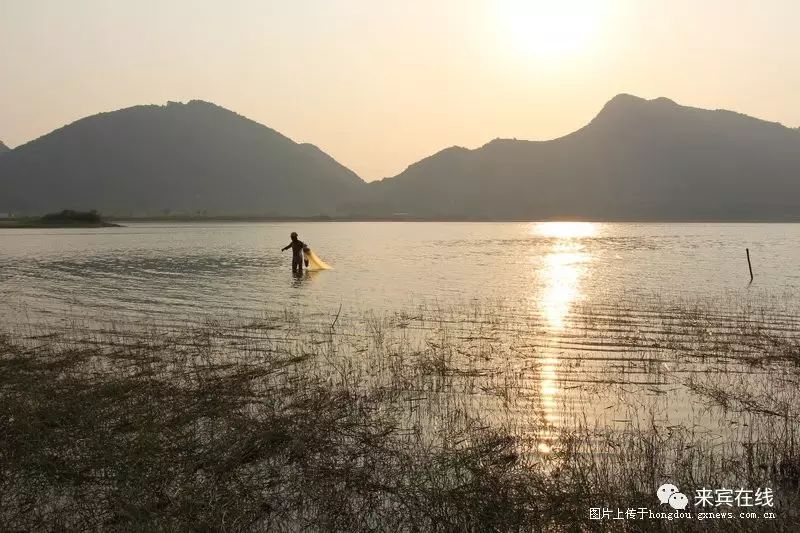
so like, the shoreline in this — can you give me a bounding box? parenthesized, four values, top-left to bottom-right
(0, 221, 122, 228)
(107, 215, 800, 224)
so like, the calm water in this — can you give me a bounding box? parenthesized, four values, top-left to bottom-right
(2, 222, 799, 439)
(2, 221, 799, 327)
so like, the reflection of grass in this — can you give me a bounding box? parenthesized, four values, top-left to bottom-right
(1, 297, 799, 531)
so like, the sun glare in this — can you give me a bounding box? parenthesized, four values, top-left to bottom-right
(528, 222, 597, 329)
(496, 0, 606, 62)
(533, 221, 598, 239)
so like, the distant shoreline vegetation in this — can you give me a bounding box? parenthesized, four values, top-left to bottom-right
(0, 210, 122, 228)
(3, 211, 798, 225)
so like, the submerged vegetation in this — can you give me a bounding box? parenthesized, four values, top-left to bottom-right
(1, 297, 799, 531)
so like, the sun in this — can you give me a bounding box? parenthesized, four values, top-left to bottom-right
(496, 0, 606, 62)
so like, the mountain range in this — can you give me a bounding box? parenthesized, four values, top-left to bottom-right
(1, 95, 799, 220)
(347, 94, 800, 220)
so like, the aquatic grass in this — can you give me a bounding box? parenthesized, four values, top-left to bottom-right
(1, 296, 800, 531)
(0, 331, 551, 531)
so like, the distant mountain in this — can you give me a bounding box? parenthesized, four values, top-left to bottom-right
(3, 95, 799, 220)
(0, 101, 363, 216)
(346, 94, 800, 220)
(0, 141, 9, 155)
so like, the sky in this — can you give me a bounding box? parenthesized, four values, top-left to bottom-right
(1, 0, 799, 180)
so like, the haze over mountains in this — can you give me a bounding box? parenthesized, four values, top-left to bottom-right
(1, 95, 799, 220)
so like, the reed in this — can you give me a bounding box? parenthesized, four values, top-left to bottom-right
(1, 296, 799, 531)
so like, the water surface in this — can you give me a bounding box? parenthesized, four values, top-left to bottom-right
(2, 222, 799, 440)
(2, 221, 798, 327)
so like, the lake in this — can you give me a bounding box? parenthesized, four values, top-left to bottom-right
(2, 221, 799, 327)
(2, 221, 799, 442)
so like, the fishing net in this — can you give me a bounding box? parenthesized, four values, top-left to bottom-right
(305, 248, 332, 270)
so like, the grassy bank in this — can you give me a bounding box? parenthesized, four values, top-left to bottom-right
(1, 299, 799, 531)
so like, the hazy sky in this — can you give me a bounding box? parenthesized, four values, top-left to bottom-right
(2, 0, 798, 180)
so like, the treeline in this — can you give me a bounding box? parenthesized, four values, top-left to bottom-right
(40, 209, 103, 224)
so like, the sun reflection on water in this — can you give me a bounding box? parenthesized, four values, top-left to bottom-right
(534, 221, 597, 239)
(529, 222, 597, 453)
(536, 356, 560, 454)
(541, 248, 589, 330)
(531, 222, 596, 330)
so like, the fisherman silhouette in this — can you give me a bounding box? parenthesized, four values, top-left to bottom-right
(281, 232, 306, 273)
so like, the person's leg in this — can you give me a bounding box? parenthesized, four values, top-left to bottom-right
(292, 255, 300, 272)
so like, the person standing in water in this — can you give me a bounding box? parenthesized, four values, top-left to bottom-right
(281, 232, 307, 273)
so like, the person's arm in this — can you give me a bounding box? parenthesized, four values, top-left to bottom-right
(281, 243, 291, 251)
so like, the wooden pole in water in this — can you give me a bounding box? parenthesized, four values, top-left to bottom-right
(746, 248, 753, 283)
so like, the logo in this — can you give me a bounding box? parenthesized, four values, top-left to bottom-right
(657, 483, 689, 510)
(589, 482, 776, 521)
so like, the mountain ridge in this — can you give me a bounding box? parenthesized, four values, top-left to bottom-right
(1, 95, 799, 220)
(345, 94, 800, 220)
